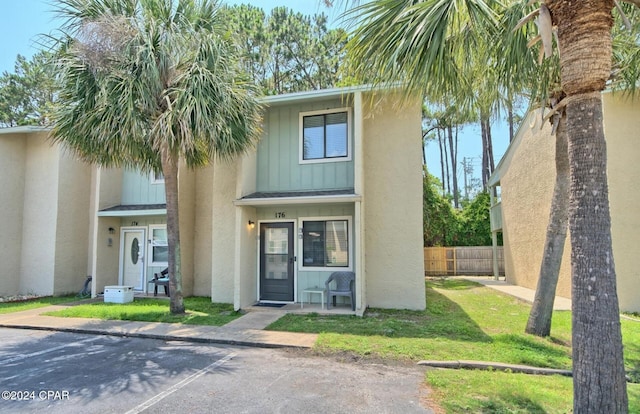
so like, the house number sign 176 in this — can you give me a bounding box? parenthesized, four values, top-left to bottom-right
(275, 212, 286, 218)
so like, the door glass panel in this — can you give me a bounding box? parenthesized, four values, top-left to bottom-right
(265, 227, 288, 280)
(265, 228, 288, 254)
(122, 231, 144, 290)
(131, 238, 139, 265)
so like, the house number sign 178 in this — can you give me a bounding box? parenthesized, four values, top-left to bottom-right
(275, 212, 286, 218)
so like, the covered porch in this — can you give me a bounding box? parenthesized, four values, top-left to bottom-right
(232, 189, 366, 315)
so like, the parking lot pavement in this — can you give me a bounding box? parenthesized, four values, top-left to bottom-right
(0, 328, 432, 413)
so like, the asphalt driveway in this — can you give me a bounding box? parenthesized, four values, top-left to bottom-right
(0, 328, 431, 413)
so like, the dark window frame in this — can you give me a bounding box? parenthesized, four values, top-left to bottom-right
(299, 108, 351, 164)
(301, 219, 350, 269)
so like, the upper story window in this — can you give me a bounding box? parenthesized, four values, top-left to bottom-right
(151, 171, 164, 184)
(299, 108, 352, 164)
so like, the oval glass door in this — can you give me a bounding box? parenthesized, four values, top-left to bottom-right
(121, 229, 145, 290)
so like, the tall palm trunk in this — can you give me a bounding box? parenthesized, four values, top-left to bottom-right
(437, 129, 446, 195)
(507, 93, 515, 143)
(480, 116, 494, 189)
(526, 114, 568, 336)
(547, 1, 627, 411)
(161, 150, 185, 314)
(447, 125, 459, 208)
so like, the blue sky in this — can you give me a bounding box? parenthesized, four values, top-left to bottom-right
(0, 0, 510, 191)
(0, 1, 335, 74)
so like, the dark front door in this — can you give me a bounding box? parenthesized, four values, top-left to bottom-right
(260, 222, 295, 302)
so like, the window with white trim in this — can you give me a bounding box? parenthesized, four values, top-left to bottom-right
(151, 171, 164, 184)
(149, 225, 168, 266)
(299, 108, 351, 164)
(301, 219, 350, 269)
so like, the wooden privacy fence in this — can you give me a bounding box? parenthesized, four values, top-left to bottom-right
(424, 246, 505, 276)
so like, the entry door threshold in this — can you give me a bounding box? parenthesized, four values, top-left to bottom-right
(254, 302, 289, 308)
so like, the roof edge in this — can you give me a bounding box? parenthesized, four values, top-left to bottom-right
(0, 126, 50, 135)
(259, 84, 398, 105)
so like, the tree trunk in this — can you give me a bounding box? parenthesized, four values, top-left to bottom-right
(422, 133, 427, 168)
(480, 117, 490, 189)
(161, 150, 185, 315)
(487, 121, 494, 174)
(525, 114, 569, 336)
(547, 1, 627, 411)
(440, 129, 451, 196)
(508, 97, 515, 143)
(437, 128, 446, 195)
(567, 93, 627, 414)
(447, 125, 459, 208)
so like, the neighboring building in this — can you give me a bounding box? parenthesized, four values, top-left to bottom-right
(489, 91, 640, 312)
(0, 126, 91, 297)
(2, 86, 426, 313)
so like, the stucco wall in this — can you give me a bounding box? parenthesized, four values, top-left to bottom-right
(53, 150, 91, 295)
(362, 94, 426, 310)
(193, 165, 214, 296)
(602, 93, 640, 312)
(236, 206, 258, 309)
(94, 216, 121, 292)
(98, 168, 124, 209)
(19, 134, 59, 295)
(178, 163, 196, 296)
(499, 112, 572, 299)
(211, 159, 238, 303)
(498, 94, 640, 311)
(89, 168, 124, 296)
(0, 134, 26, 296)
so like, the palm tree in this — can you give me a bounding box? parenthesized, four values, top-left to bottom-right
(497, 0, 569, 338)
(336, 0, 638, 410)
(49, 0, 263, 314)
(517, 3, 638, 339)
(543, 2, 632, 411)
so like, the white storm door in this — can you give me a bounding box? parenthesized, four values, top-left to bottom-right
(120, 228, 146, 290)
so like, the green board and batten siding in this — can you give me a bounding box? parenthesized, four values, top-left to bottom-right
(257, 99, 354, 192)
(121, 169, 166, 205)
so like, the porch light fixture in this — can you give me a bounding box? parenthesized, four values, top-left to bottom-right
(248, 220, 255, 229)
(108, 227, 115, 234)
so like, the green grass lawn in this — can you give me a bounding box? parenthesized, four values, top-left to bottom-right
(43, 297, 241, 326)
(0, 295, 80, 314)
(267, 278, 640, 412)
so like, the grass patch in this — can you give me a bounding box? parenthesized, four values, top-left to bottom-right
(427, 370, 572, 413)
(0, 295, 80, 314)
(43, 297, 241, 326)
(268, 279, 575, 368)
(426, 369, 640, 414)
(267, 278, 640, 410)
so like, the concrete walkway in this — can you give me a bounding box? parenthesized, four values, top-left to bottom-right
(460, 276, 572, 311)
(0, 304, 317, 349)
(0, 277, 571, 349)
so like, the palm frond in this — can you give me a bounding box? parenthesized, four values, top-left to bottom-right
(50, 0, 262, 173)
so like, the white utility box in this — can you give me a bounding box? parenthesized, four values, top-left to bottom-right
(104, 285, 134, 304)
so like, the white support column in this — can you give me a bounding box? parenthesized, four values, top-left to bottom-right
(489, 186, 500, 280)
(492, 231, 500, 280)
(233, 206, 242, 311)
(88, 167, 101, 298)
(354, 92, 366, 314)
